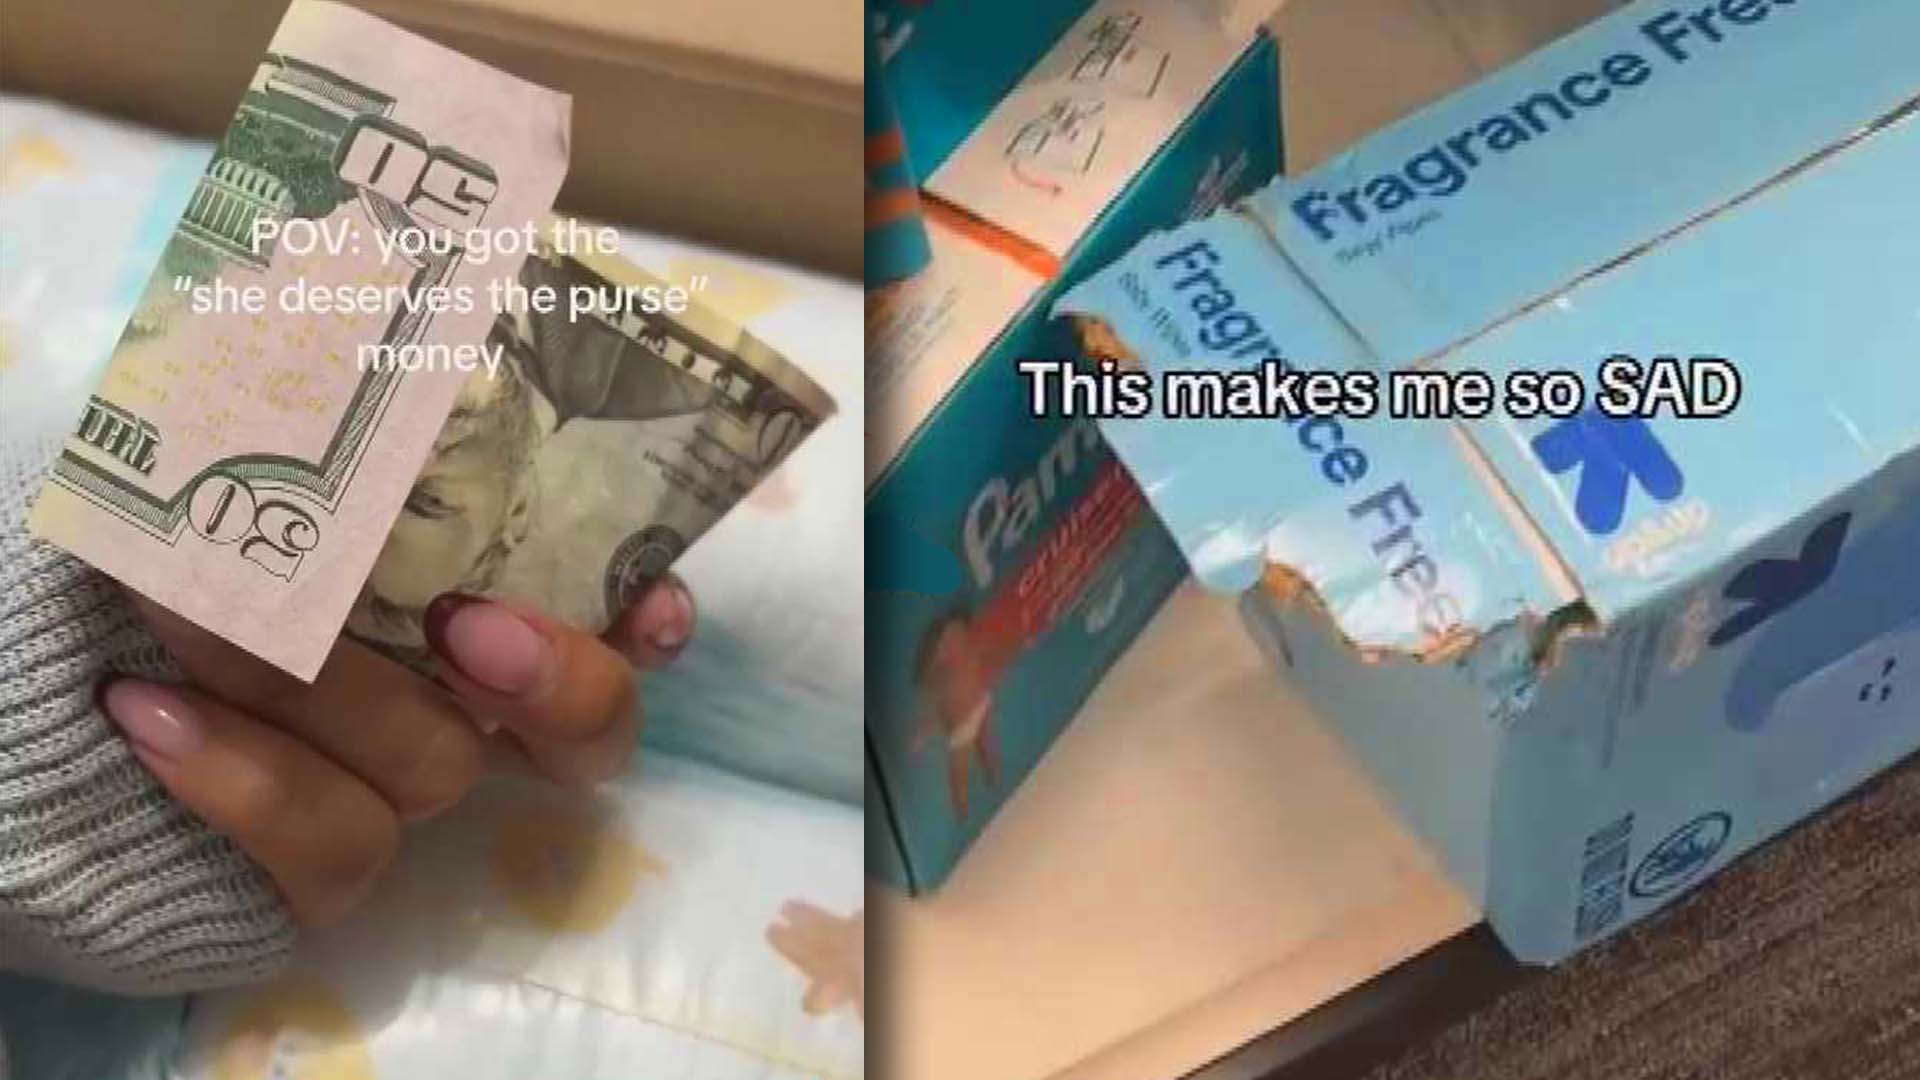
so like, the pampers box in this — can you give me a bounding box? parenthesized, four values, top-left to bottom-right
(1059, 0, 1920, 961)
(866, 0, 1282, 892)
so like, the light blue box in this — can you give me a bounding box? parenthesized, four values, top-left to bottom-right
(1058, 0, 1920, 961)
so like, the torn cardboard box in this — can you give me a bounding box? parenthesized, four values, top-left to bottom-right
(1057, 0, 1920, 962)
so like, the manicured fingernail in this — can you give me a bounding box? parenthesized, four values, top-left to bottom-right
(424, 593, 551, 696)
(639, 578, 695, 652)
(103, 680, 205, 760)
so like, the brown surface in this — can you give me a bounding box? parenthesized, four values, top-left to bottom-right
(1361, 752, 1920, 1080)
(1186, 926, 1525, 1080)
(0, 0, 862, 277)
(1196, 752, 1920, 1080)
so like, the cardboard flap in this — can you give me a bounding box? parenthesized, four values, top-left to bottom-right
(1055, 214, 1575, 658)
(1243, 0, 1920, 367)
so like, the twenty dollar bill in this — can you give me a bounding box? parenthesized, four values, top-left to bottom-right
(348, 228, 836, 662)
(29, 0, 571, 679)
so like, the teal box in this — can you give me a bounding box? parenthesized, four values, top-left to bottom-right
(869, 0, 1095, 176)
(867, 6, 1282, 893)
(1059, 0, 1920, 960)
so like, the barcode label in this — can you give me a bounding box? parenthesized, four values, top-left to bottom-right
(1575, 813, 1634, 941)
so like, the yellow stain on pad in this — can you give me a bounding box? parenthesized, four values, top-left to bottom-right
(0, 133, 74, 191)
(490, 803, 663, 932)
(667, 256, 790, 323)
(213, 981, 373, 1080)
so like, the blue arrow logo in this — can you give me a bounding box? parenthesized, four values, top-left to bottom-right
(1531, 411, 1684, 535)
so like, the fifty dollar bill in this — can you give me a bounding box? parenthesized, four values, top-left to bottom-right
(29, 0, 571, 679)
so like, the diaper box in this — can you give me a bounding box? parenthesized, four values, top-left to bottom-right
(1058, 0, 1919, 961)
(867, 0, 1283, 892)
(867, 0, 1097, 180)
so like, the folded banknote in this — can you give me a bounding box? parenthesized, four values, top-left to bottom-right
(348, 231, 836, 663)
(28, 0, 571, 679)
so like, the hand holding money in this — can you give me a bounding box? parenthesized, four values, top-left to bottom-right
(26, 1, 835, 680)
(0, 0, 847, 1015)
(101, 552, 696, 926)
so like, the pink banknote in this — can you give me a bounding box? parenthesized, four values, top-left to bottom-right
(29, 0, 571, 679)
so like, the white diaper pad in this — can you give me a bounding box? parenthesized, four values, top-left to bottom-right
(171, 757, 864, 1080)
(1, 95, 864, 1078)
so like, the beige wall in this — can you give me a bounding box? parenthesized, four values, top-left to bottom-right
(1273, 0, 1625, 171)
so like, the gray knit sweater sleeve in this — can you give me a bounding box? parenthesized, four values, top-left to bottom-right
(0, 433, 295, 997)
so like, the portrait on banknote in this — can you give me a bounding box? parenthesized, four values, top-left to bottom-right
(349, 235, 835, 663)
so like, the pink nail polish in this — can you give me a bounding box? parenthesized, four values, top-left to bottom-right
(425, 594, 550, 696)
(103, 680, 205, 759)
(646, 580, 695, 651)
